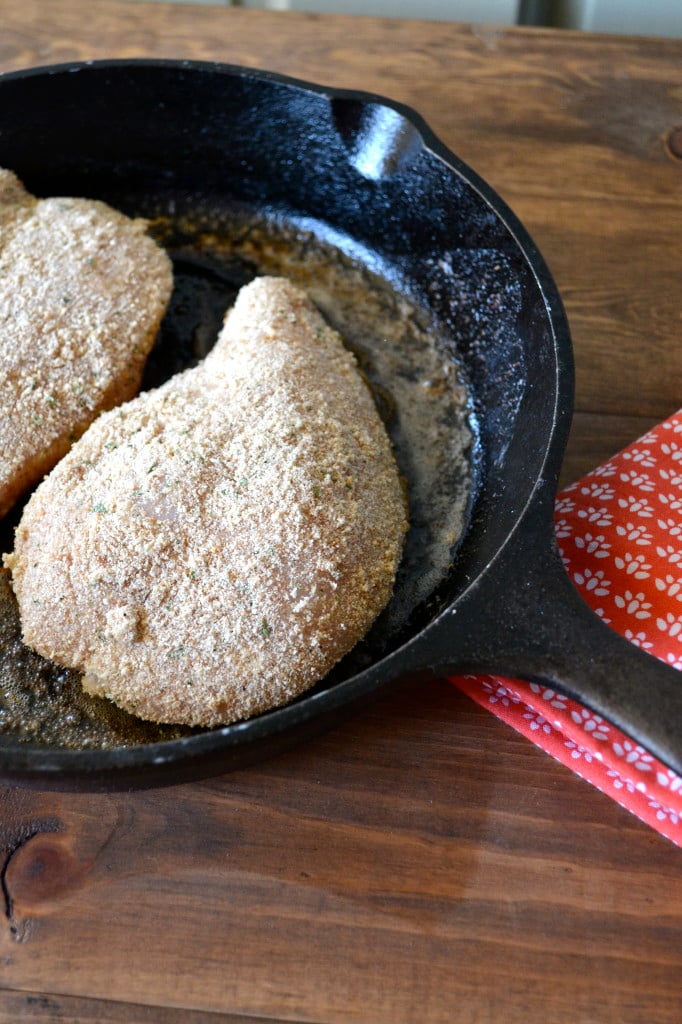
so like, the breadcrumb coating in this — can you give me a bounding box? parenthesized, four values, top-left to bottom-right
(5, 277, 408, 727)
(0, 168, 173, 517)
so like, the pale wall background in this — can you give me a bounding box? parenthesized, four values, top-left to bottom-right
(133, 0, 682, 35)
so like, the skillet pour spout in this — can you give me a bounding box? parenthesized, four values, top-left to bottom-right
(0, 58, 679, 789)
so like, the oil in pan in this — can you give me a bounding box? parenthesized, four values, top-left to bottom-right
(0, 205, 477, 750)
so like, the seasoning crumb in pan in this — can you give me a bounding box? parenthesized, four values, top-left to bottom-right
(5, 277, 408, 728)
(0, 168, 173, 519)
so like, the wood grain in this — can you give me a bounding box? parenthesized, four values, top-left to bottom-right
(559, 411, 663, 487)
(0, 4, 681, 1023)
(0, 989, 255, 1023)
(1, 684, 682, 1023)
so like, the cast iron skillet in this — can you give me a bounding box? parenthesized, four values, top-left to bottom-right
(0, 60, 680, 789)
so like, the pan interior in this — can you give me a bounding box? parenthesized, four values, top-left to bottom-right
(0, 200, 480, 751)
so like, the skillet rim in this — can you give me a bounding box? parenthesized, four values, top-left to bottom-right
(0, 57, 574, 785)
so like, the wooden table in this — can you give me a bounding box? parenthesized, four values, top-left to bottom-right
(0, 3, 681, 1022)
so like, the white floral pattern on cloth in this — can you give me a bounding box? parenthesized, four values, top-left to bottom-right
(451, 410, 682, 846)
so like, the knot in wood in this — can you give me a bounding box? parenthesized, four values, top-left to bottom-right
(5, 834, 82, 911)
(664, 125, 682, 162)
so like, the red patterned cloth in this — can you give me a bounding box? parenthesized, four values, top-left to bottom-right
(451, 411, 682, 846)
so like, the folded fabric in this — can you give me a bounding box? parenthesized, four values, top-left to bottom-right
(450, 410, 682, 846)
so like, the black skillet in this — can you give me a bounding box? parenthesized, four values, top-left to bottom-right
(0, 60, 680, 789)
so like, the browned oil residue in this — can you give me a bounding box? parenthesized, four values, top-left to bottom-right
(0, 207, 474, 749)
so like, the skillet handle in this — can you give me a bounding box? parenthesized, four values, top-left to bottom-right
(416, 497, 682, 777)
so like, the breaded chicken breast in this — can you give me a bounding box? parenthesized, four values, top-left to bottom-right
(0, 168, 173, 518)
(5, 277, 407, 727)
